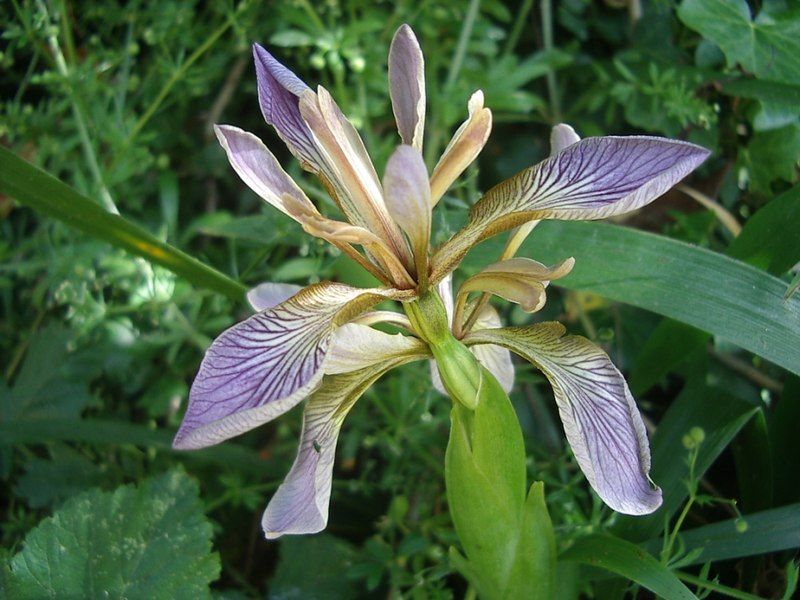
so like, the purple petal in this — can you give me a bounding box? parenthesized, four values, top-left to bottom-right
(247, 282, 302, 312)
(388, 24, 425, 151)
(214, 125, 309, 216)
(252, 44, 327, 174)
(467, 323, 662, 515)
(263, 351, 426, 538)
(431, 136, 709, 283)
(173, 283, 402, 450)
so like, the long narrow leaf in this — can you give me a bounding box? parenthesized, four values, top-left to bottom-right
(642, 503, 800, 566)
(0, 147, 246, 301)
(462, 220, 800, 375)
(560, 534, 696, 599)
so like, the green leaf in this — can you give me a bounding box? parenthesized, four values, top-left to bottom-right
(2, 470, 220, 599)
(560, 535, 696, 600)
(728, 185, 800, 274)
(642, 503, 800, 566)
(745, 124, 800, 193)
(614, 376, 759, 542)
(270, 534, 357, 599)
(0, 147, 245, 301)
(678, 0, 800, 85)
(492, 220, 800, 376)
(15, 452, 107, 509)
(771, 377, 800, 505)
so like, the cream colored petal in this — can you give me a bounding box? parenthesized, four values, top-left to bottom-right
(389, 24, 426, 152)
(457, 257, 575, 313)
(299, 88, 411, 267)
(383, 145, 431, 278)
(325, 323, 427, 374)
(429, 91, 492, 205)
(469, 304, 514, 393)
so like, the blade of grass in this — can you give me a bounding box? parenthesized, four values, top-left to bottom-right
(0, 147, 246, 301)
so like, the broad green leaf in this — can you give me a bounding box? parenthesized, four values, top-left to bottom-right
(614, 377, 759, 542)
(2, 470, 220, 599)
(678, 0, 800, 85)
(485, 220, 800, 376)
(727, 185, 800, 275)
(0, 418, 268, 475)
(560, 535, 696, 600)
(642, 503, 800, 566)
(0, 147, 246, 301)
(745, 124, 800, 193)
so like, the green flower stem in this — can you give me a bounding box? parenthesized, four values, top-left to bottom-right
(446, 368, 556, 599)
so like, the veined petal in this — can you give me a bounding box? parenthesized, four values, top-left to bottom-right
(458, 257, 575, 313)
(389, 24, 426, 152)
(384, 145, 432, 277)
(550, 123, 581, 155)
(214, 125, 310, 218)
(253, 44, 328, 175)
(299, 87, 411, 266)
(247, 282, 303, 312)
(325, 323, 427, 374)
(173, 283, 410, 450)
(431, 136, 709, 283)
(466, 323, 662, 515)
(430, 91, 492, 205)
(262, 352, 427, 538)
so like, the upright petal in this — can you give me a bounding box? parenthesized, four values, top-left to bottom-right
(300, 87, 412, 266)
(429, 91, 492, 205)
(214, 125, 310, 218)
(388, 24, 426, 152)
(384, 145, 432, 278)
(466, 323, 662, 515)
(262, 350, 427, 538)
(253, 44, 328, 174)
(431, 136, 709, 283)
(173, 283, 410, 450)
(247, 282, 303, 312)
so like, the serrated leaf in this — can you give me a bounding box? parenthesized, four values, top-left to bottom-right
(3, 470, 220, 599)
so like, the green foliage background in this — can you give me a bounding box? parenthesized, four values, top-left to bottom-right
(1, 0, 799, 597)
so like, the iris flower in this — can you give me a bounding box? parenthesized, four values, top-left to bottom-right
(173, 24, 709, 538)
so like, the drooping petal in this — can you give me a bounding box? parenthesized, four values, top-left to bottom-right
(262, 352, 427, 538)
(388, 24, 426, 152)
(173, 283, 410, 450)
(299, 88, 410, 262)
(247, 282, 303, 312)
(431, 136, 709, 283)
(253, 44, 328, 175)
(550, 123, 581, 155)
(384, 145, 432, 277)
(457, 257, 575, 313)
(351, 310, 412, 331)
(466, 323, 662, 515)
(214, 125, 311, 218)
(325, 323, 427, 374)
(429, 91, 493, 205)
